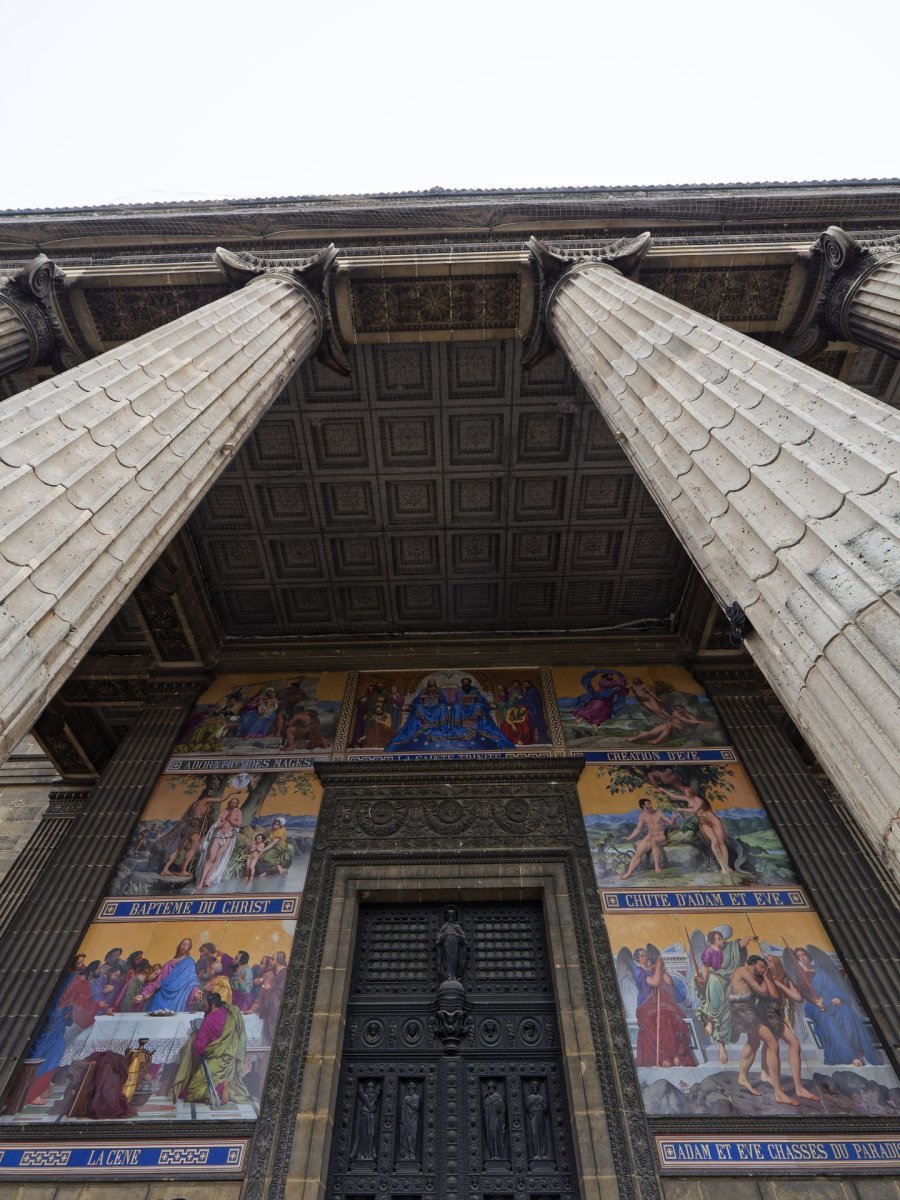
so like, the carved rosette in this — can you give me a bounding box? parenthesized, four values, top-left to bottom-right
(0, 255, 85, 378)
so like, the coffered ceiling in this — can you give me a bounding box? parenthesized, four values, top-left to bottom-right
(186, 340, 691, 639)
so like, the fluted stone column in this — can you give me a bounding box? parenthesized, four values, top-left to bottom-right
(845, 254, 900, 356)
(531, 238, 900, 880)
(699, 676, 900, 1057)
(0, 246, 337, 765)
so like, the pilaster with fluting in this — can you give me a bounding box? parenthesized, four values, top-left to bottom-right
(0, 252, 333, 764)
(538, 248, 900, 878)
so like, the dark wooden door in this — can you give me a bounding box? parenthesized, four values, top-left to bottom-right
(325, 901, 579, 1200)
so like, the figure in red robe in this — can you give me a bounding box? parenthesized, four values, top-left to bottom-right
(631, 948, 696, 1068)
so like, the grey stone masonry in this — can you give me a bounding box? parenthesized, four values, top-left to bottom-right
(847, 256, 900, 356)
(542, 256, 900, 882)
(0, 260, 326, 765)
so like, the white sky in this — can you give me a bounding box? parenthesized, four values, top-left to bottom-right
(5, 0, 898, 210)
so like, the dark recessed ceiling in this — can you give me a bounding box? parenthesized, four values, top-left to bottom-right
(187, 339, 691, 638)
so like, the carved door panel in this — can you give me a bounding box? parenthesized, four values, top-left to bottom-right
(325, 901, 579, 1200)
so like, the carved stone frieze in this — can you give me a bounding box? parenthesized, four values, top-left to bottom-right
(44, 790, 91, 818)
(59, 677, 151, 705)
(349, 274, 519, 333)
(81, 282, 231, 342)
(322, 782, 570, 852)
(640, 262, 796, 325)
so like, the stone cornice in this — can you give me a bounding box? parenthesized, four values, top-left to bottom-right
(3, 181, 900, 256)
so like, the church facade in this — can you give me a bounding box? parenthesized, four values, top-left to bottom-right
(0, 182, 898, 1200)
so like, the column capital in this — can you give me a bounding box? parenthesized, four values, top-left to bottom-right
(0, 254, 88, 375)
(215, 242, 350, 375)
(523, 233, 652, 368)
(782, 225, 900, 357)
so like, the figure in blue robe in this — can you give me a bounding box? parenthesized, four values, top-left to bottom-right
(385, 680, 460, 752)
(385, 678, 513, 752)
(449, 678, 515, 751)
(521, 679, 550, 743)
(146, 944, 200, 1012)
(26, 975, 74, 1089)
(29, 1004, 71, 1080)
(237, 689, 279, 739)
(795, 948, 880, 1065)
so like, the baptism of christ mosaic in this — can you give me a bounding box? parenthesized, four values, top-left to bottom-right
(109, 770, 321, 900)
(0, 754, 319, 1126)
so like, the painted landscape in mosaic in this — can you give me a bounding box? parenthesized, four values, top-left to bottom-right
(110, 770, 321, 898)
(553, 666, 729, 751)
(1, 918, 296, 1124)
(172, 673, 346, 757)
(348, 669, 552, 755)
(580, 762, 796, 889)
(605, 910, 899, 1118)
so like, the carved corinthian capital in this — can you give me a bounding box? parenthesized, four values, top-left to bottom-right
(523, 233, 652, 369)
(215, 243, 350, 375)
(782, 226, 900, 359)
(0, 255, 87, 379)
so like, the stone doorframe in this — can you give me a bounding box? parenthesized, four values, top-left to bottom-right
(241, 758, 658, 1200)
(278, 858, 626, 1200)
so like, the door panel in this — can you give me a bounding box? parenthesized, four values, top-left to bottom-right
(325, 901, 579, 1200)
